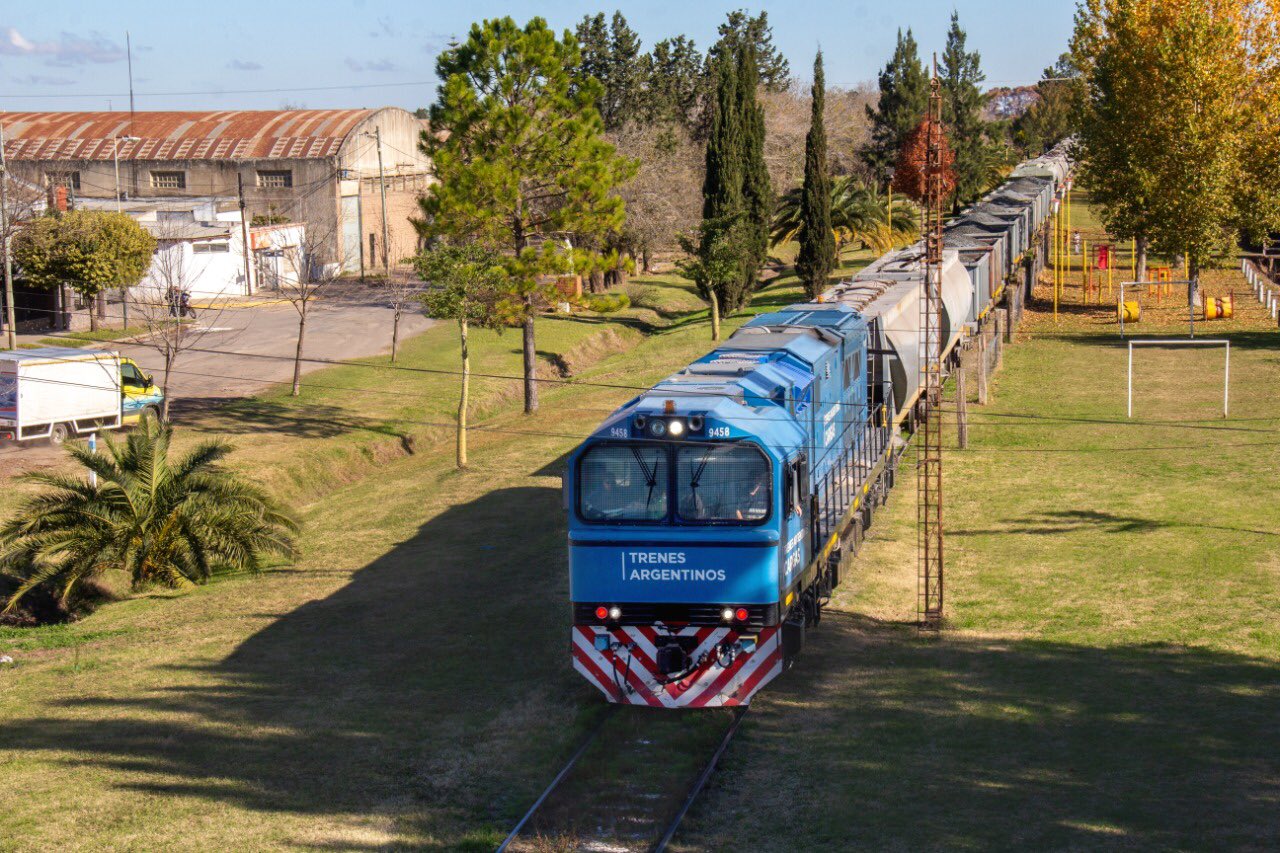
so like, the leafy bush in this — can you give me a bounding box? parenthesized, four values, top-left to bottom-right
(0, 418, 299, 621)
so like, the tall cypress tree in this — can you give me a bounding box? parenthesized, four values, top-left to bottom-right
(862, 29, 929, 187)
(941, 12, 993, 206)
(702, 57, 742, 222)
(796, 50, 835, 299)
(737, 41, 772, 310)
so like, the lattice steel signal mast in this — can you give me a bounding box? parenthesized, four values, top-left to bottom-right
(918, 68, 946, 630)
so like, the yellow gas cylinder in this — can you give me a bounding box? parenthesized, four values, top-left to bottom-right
(1118, 301, 1141, 323)
(1204, 294, 1234, 320)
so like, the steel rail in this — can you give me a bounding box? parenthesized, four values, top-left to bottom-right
(651, 707, 750, 853)
(495, 706, 618, 853)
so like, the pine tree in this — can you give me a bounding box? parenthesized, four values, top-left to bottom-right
(941, 12, 994, 206)
(863, 29, 930, 187)
(795, 50, 836, 299)
(646, 35, 706, 127)
(419, 17, 636, 414)
(708, 10, 791, 92)
(737, 42, 772, 308)
(575, 11, 645, 131)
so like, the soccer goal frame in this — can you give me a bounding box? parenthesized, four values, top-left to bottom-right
(1127, 339, 1229, 419)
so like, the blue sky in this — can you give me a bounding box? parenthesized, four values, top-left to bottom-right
(0, 1, 1076, 112)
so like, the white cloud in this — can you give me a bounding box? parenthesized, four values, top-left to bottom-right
(0, 26, 125, 65)
(227, 59, 263, 71)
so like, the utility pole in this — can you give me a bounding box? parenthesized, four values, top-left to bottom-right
(113, 135, 139, 327)
(1, 118, 15, 350)
(374, 126, 390, 277)
(237, 172, 253, 296)
(918, 62, 946, 630)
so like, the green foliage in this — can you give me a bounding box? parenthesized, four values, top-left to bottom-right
(941, 12, 1006, 206)
(0, 418, 298, 617)
(708, 10, 790, 92)
(575, 11, 645, 131)
(582, 291, 630, 313)
(646, 35, 706, 127)
(774, 176, 918, 253)
(1012, 54, 1084, 156)
(414, 244, 505, 328)
(417, 16, 634, 256)
(795, 50, 836, 299)
(701, 55, 742, 224)
(862, 29, 929, 187)
(418, 16, 636, 411)
(12, 210, 156, 300)
(698, 39, 770, 314)
(737, 43, 772, 301)
(678, 215, 753, 315)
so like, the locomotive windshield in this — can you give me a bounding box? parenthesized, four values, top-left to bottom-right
(577, 441, 770, 524)
(578, 444, 669, 522)
(676, 444, 769, 522)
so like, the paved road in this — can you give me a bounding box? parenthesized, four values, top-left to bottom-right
(0, 282, 434, 478)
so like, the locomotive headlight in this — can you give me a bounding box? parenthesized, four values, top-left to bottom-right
(667, 418, 685, 437)
(647, 419, 667, 438)
(721, 607, 735, 622)
(608, 606, 622, 621)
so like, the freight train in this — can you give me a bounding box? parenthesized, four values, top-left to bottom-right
(565, 142, 1072, 708)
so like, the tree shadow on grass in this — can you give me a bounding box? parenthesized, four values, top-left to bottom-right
(953, 509, 1278, 539)
(4, 486, 1278, 849)
(0, 486, 593, 848)
(691, 612, 1280, 851)
(174, 396, 412, 445)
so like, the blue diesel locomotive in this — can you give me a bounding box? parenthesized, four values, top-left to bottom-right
(565, 143, 1071, 708)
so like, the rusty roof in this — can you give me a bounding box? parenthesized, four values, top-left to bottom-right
(0, 110, 375, 162)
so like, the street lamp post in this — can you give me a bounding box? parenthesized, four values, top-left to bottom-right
(113, 136, 139, 327)
(113, 135, 139, 214)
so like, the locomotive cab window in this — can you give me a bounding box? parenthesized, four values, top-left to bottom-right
(577, 444, 669, 522)
(677, 444, 770, 523)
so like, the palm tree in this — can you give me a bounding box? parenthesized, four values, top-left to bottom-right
(1, 418, 298, 615)
(771, 176, 919, 255)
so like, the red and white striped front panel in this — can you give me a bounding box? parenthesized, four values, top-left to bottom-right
(571, 624, 783, 708)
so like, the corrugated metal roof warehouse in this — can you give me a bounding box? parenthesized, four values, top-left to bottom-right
(2, 108, 433, 274)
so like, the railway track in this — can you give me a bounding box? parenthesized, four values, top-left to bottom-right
(497, 706, 748, 852)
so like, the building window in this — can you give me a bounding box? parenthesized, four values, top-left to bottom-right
(47, 171, 80, 190)
(192, 240, 230, 254)
(150, 171, 187, 189)
(256, 169, 293, 188)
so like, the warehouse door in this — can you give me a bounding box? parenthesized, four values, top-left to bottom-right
(341, 195, 361, 274)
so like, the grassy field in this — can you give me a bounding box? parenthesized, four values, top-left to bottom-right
(679, 219, 1280, 849)
(2, 223, 1276, 851)
(0, 252, 883, 850)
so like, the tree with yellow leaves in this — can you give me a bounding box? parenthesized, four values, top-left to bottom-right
(1075, 0, 1280, 284)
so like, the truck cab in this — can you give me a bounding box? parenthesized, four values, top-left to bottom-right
(119, 359, 164, 424)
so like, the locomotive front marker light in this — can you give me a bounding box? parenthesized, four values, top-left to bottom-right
(594, 606, 609, 620)
(688, 414, 705, 432)
(633, 414, 647, 432)
(734, 607, 749, 622)
(608, 606, 622, 621)
(721, 607, 735, 622)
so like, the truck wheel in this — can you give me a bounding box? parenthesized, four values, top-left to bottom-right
(49, 423, 71, 446)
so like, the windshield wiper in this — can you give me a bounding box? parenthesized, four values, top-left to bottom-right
(630, 446, 660, 510)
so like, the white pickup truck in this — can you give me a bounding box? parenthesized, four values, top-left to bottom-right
(0, 347, 164, 445)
